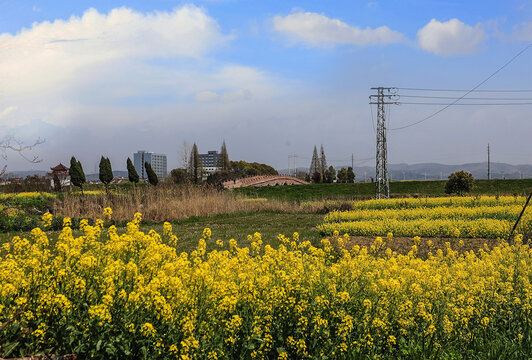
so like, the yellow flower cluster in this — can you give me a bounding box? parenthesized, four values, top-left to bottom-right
(319, 218, 513, 238)
(41, 212, 53, 228)
(319, 196, 531, 238)
(351, 195, 525, 210)
(103, 207, 113, 220)
(324, 204, 525, 223)
(1, 212, 531, 359)
(0, 192, 56, 201)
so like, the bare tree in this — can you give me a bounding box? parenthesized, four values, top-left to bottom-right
(0, 136, 45, 177)
(178, 140, 191, 169)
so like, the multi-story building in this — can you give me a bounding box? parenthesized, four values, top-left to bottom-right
(199, 150, 221, 176)
(134, 151, 167, 179)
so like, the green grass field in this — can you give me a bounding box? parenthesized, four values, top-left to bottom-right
(143, 211, 324, 254)
(0, 211, 324, 255)
(233, 179, 532, 201)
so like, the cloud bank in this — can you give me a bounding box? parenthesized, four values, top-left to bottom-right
(0, 5, 293, 170)
(0, 5, 229, 97)
(272, 12, 405, 47)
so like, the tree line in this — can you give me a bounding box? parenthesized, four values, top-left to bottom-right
(307, 145, 355, 184)
(66, 155, 156, 195)
(64, 140, 279, 193)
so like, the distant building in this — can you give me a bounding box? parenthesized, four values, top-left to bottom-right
(134, 151, 167, 179)
(46, 163, 71, 188)
(199, 150, 221, 176)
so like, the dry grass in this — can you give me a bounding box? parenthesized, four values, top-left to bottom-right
(53, 185, 300, 222)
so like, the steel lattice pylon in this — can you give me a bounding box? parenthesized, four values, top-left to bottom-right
(370, 87, 398, 199)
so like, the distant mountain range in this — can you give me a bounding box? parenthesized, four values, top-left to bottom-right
(279, 162, 532, 181)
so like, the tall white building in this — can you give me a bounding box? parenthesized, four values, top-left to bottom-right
(134, 150, 167, 179)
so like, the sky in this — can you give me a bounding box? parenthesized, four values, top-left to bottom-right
(0, 0, 531, 173)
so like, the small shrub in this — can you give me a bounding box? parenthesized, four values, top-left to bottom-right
(445, 170, 474, 195)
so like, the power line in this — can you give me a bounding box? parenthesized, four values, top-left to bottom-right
(290, 155, 374, 162)
(487, 143, 491, 180)
(390, 42, 532, 131)
(399, 95, 532, 100)
(397, 88, 532, 92)
(386, 102, 392, 127)
(398, 102, 532, 105)
(369, 103, 376, 133)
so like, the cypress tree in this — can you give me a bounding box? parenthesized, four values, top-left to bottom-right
(309, 145, 322, 183)
(217, 140, 231, 171)
(69, 156, 86, 195)
(320, 145, 327, 179)
(188, 143, 203, 184)
(126, 157, 139, 185)
(78, 160, 86, 183)
(99, 156, 114, 195)
(77, 159, 86, 194)
(145, 161, 158, 186)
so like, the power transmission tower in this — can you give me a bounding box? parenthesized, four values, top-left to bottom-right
(370, 87, 398, 199)
(487, 144, 491, 180)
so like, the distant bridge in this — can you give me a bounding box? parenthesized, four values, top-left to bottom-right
(223, 175, 309, 189)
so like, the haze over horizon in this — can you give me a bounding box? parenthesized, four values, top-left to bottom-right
(1, 0, 531, 172)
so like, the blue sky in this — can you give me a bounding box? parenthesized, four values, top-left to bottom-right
(0, 0, 531, 172)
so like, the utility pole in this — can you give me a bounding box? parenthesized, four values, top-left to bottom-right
(351, 153, 354, 169)
(370, 87, 398, 199)
(288, 155, 297, 177)
(487, 143, 491, 180)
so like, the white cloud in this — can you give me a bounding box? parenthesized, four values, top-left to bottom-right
(0, 5, 286, 139)
(0, 5, 228, 97)
(417, 18, 486, 56)
(272, 12, 404, 47)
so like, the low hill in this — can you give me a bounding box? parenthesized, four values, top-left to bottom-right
(279, 162, 532, 181)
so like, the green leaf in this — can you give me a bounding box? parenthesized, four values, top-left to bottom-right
(2, 341, 19, 357)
